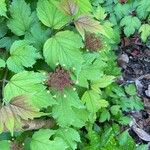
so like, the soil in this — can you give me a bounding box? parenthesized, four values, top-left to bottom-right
(117, 35, 150, 146)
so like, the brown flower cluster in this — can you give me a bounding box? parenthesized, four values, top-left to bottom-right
(85, 33, 102, 51)
(47, 66, 73, 91)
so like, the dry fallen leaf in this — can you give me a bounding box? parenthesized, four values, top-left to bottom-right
(0, 95, 44, 135)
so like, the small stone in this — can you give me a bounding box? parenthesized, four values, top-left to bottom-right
(75, 80, 79, 84)
(73, 87, 76, 91)
(64, 94, 67, 98)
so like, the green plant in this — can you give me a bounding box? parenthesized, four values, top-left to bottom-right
(0, 0, 147, 149)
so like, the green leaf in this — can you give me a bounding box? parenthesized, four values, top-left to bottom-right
(92, 75, 115, 88)
(0, 0, 7, 17)
(4, 71, 56, 109)
(124, 84, 137, 96)
(0, 20, 8, 38)
(31, 129, 68, 150)
(56, 128, 80, 150)
(110, 105, 120, 116)
(82, 90, 108, 114)
(114, 3, 129, 20)
(0, 36, 18, 51)
(0, 96, 44, 135)
(7, 40, 41, 73)
(7, 0, 34, 36)
(99, 109, 110, 122)
(120, 16, 141, 37)
(0, 140, 10, 150)
(139, 24, 150, 42)
(25, 22, 50, 50)
(52, 88, 88, 127)
(136, 0, 150, 19)
(118, 116, 132, 125)
(43, 30, 83, 71)
(0, 59, 5, 68)
(76, 0, 92, 13)
(37, 0, 70, 29)
(93, 5, 106, 20)
(77, 58, 105, 88)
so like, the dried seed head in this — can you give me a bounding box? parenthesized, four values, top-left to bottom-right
(85, 32, 102, 52)
(47, 66, 73, 91)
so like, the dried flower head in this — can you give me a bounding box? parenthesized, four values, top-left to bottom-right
(46, 66, 73, 91)
(85, 32, 102, 51)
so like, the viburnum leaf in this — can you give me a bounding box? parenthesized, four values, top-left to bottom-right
(55, 127, 80, 150)
(30, 129, 68, 150)
(25, 22, 50, 50)
(120, 16, 141, 37)
(136, 0, 150, 19)
(0, 0, 7, 17)
(93, 5, 107, 20)
(82, 90, 109, 114)
(0, 36, 19, 51)
(0, 58, 5, 68)
(91, 75, 115, 89)
(58, 0, 78, 16)
(76, 58, 106, 88)
(7, 0, 34, 36)
(37, 0, 70, 29)
(4, 71, 56, 109)
(0, 95, 44, 135)
(52, 88, 88, 127)
(7, 40, 41, 73)
(0, 140, 10, 150)
(43, 30, 83, 71)
(139, 24, 150, 42)
(74, 15, 108, 38)
(0, 20, 8, 38)
(76, 0, 92, 13)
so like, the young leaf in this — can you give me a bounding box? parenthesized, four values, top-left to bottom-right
(0, 140, 10, 150)
(31, 129, 68, 150)
(93, 6, 107, 20)
(43, 30, 83, 70)
(0, 96, 44, 135)
(120, 16, 141, 37)
(82, 90, 108, 114)
(7, 40, 41, 73)
(76, 58, 105, 88)
(136, 0, 150, 19)
(0, 58, 5, 68)
(124, 84, 137, 96)
(37, 0, 70, 29)
(74, 15, 107, 38)
(56, 128, 80, 150)
(0, 0, 7, 17)
(7, 0, 34, 36)
(25, 22, 50, 50)
(52, 88, 88, 127)
(139, 24, 150, 42)
(4, 71, 56, 109)
(99, 109, 110, 122)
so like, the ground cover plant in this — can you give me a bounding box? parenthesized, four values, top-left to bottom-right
(0, 0, 149, 149)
